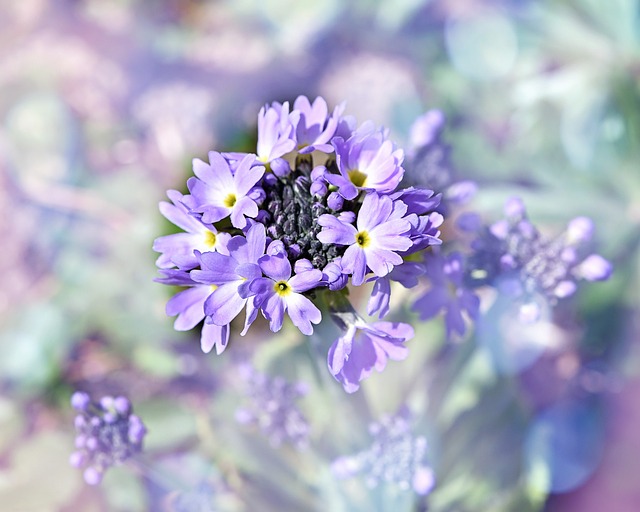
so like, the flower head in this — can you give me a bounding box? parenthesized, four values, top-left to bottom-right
(154, 96, 442, 391)
(187, 151, 264, 228)
(317, 192, 414, 286)
(70, 392, 146, 485)
(328, 122, 405, 199)
(465, 197, 612, 322)
(328, 315, 414, 393)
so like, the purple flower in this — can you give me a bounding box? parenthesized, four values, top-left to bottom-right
(317, 192, 413, 286)
(293, 95, 344, 154)
(156, 269, 230, 354)
(70, 392, 147, 485)
(412, 252, 480, 339)
(186, 151, 264, 228)
(331, 409, 434, 495)
(249, 250, 323, 335)
(191, 223, 266, 336)
(408, 109, 445, 150)
(153, 190, 230, 270)
(327, 122, 405, 199)
(328, 321, 413, 393)
(256, 101, 296, 164)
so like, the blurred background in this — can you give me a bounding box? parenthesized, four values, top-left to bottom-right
(0, 0, 639, 510)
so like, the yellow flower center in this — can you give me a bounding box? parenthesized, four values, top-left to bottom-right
(274, 280, 291, 297)
(355, 231, 371, 248)
(203, 230, 217, 248)
(348, 169, 368, 188)
(210, 284, 218, 293)
(223, 193, 237, 208)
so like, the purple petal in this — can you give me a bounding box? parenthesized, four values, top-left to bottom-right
(204, 282, 245, 326)
(342, 245, 367, 286)
(201, 322, 230, 355)
(317, 214, 357, 245)
(289, 269, 323, 293)
(368, 277, 391, 318)
(230, 196, 258, 229)
(258, 252, 292, 281)
(286, 293, 322, 335)
(167, 286, 210, 330)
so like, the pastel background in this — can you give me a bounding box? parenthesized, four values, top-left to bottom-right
(1, 1, 638, 511)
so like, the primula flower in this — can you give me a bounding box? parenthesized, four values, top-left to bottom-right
(328, 122, 405, 199)
(317, 192, 413, 285)
(70, 392, 146, 485)
(153, 190, 230, 270)
(155, 96, 444, 391)
(156, 269, 229, 353)
(190, 223, 266, 336)
(256, 101, 296, 164)
(187, 151, 264, 228)
(328, 320, 414, 393)
(293, 95, 344, 154)
(249, 250, 323, 335)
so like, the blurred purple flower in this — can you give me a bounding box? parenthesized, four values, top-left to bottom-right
(235, 366, 309, 449)
(70, 392, 146, 485)
(412, 251, 480, 339)
(332, 409, 434, 495)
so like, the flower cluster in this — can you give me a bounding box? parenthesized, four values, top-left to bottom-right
(331, 409, 435, 495)
(419, 197, 613, 338)
(69, 391, 147, 485)
(463, 197, 612, 323)
(154, 96, 443, 392)
(234, 365, 310, 448)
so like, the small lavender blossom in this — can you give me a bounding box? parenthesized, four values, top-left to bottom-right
(156, 269, 229, 354)
(293, 95, 344, 153)
(412, 252, 480, 339)
(332, 410, 435, 495)
(249, 250, 323, 335)
(317, 192, 414, 286)
(256, 101, 296, 164)
(153, 190, 230, 270)
(235, 366, 309, 448)
(70, 392, 146, 485)
(465, 197, 612, 322)
(328, 122, 405, 199)
(327, 311, 414, 393)
(187, 152, 264, 228)
(190, 223, 267, 337)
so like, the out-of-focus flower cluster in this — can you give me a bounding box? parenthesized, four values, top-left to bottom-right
(69, 391, 147, 485)
(332, 409, 435, 495)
